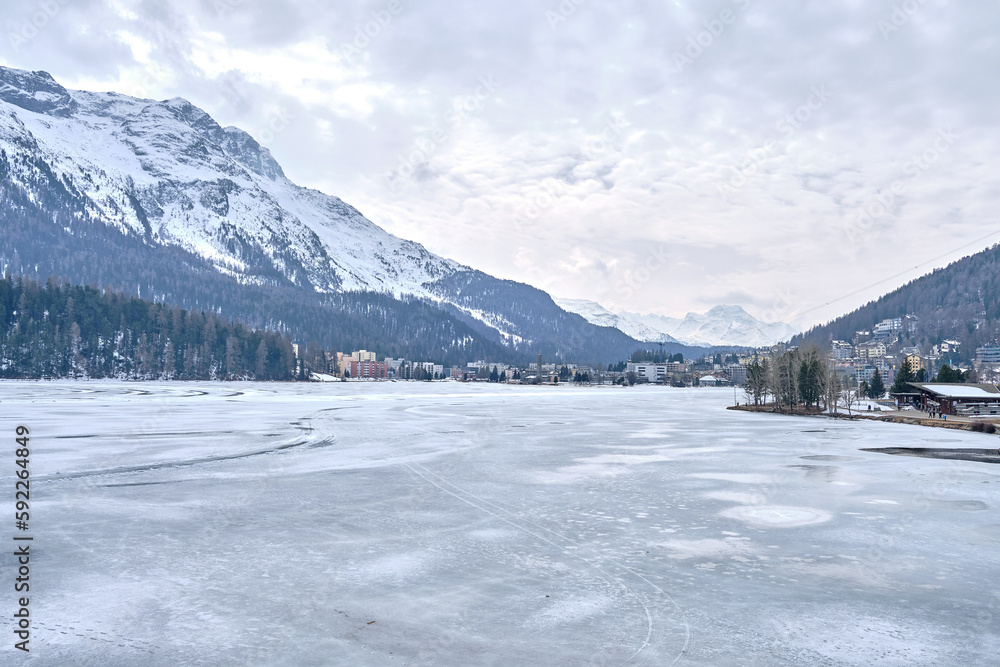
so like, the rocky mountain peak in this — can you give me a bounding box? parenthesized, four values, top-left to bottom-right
(221, 126, 285, 181)
(0, 66, 77, 117)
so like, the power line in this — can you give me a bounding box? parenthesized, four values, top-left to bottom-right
(792, 230, 1000, 322)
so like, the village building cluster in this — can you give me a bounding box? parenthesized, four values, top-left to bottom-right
(826, 315, 1000, 387)
(289, 314, 1000, 396)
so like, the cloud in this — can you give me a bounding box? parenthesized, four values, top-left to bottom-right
(2, 0, 999, 330)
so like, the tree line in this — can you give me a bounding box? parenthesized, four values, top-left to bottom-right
(742, 347, 837, 413)
(628, 350, 686, 364)
(742, 347, 974, 415)
(0, 276, 295, 380)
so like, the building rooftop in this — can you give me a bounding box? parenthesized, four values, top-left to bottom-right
(907, 383, 1000, 398)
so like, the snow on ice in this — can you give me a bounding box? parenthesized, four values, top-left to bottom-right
(0, 381, 997, 665)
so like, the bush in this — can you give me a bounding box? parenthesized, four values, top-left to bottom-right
(967, 422, 997, 434)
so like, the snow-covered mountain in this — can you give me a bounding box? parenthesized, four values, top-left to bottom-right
(552, 298, 683, 344)
(555, 299, 797, 348)
(0, 66, 459, 296)
(0, 66, 654, 361)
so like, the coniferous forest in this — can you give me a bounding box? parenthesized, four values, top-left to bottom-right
(0, 276, 295, 380)
(795, 243, 1000, 359)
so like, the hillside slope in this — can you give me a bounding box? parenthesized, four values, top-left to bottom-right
(795, 244, 1000, 358)
(0, 66, 653, 363)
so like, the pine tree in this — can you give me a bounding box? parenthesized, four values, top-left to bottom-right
(797, 350, 822, 409)
(935, 364, 964, 383)
(868, 370, 886, 399)
(891, 358, 914, 394)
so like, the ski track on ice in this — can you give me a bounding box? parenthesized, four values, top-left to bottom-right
(397, 458, 691, 665)
(31, 406, 344, 483)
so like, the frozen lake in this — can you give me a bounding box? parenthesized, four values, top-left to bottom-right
(1, 381, 998, 665)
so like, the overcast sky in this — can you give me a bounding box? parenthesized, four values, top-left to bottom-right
(2, 0, 998, 330)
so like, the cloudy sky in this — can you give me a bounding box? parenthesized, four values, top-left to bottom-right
(2, 0, 998, 329)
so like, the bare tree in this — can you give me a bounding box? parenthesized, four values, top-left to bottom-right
(769, 349, 799, 412)
(824, 363, 842, 415)
(842, 376, 861, 417)
(744, 359, 769, 410)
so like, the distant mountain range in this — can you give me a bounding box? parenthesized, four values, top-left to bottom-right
(0, 65, 674, 364)
(554, 299, 798, 348)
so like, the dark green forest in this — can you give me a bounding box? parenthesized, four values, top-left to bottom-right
(795, 244, 1000, 358)
(0, 276, 295, 379)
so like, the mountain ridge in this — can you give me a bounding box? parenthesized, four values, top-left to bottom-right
(0, 65, 678, 363)
(555, 298, 797, 348)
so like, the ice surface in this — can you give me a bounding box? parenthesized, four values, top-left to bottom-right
(0, 382, 998, 665)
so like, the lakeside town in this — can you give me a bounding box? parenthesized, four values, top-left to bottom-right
(302, 315, 1000, 386)
(299, 344, 757, 386)
(304, 314, 1000, 424)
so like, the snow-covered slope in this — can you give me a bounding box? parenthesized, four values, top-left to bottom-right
(0, 66, 461, 297)
(556, 299, 797, 348)
(0, 66, 652, 359)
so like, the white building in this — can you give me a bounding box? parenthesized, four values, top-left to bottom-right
(415, 362, 445, 377)
(976, 345, 1000, 364)
(932, 339, 960, 356)
(874, 318, 903, 335)
(627, 363, 668, 383)
(726, 364, 748, 385)
(857, 341, 887, 360)
(830, 340, 853, 360)
(626, 362, 688, 383)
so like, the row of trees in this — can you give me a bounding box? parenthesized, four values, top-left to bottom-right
(477, 365, 594, 383)
(628, 350, 685, 364)
(744, 349, 865, 414)
(0, 276, 295, 380)
(743, 347, 842, 413)
(743, 347, 978, 414)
